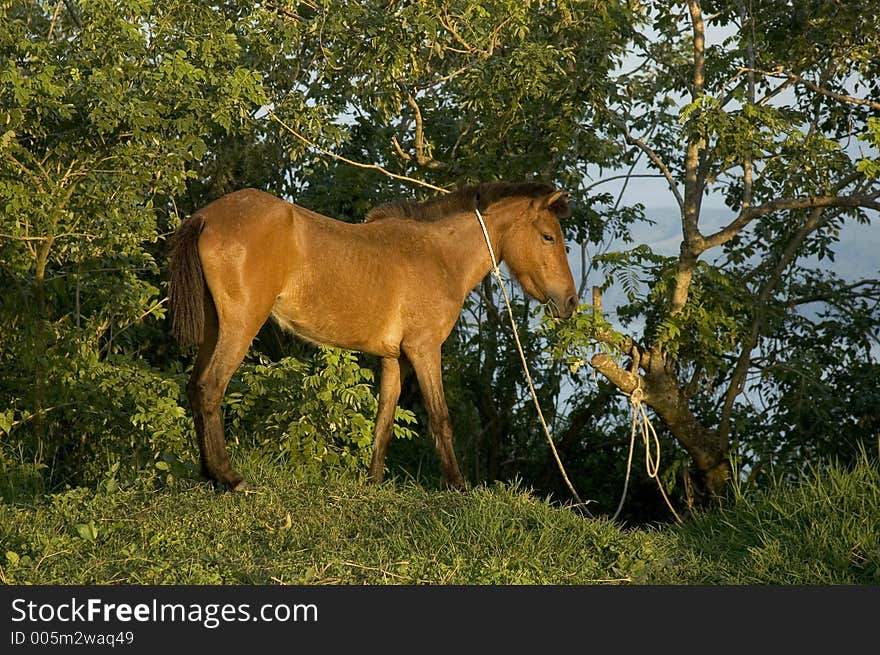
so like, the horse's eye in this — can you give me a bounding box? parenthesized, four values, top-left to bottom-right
(542, 233, 555, 243)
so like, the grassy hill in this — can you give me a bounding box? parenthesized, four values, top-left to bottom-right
(1, 451, 878, 585)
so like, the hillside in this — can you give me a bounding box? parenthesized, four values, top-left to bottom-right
(2, 451, 878, 585)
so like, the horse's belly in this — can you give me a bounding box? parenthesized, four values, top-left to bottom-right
(269, 300, 402, 358)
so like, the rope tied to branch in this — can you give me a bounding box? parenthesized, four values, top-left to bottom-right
(611, 377, 682, 523)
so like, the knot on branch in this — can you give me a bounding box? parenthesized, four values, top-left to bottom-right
(629, 383, 645, 406)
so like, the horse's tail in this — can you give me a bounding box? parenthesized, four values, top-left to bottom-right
(168, 214, 207, 346)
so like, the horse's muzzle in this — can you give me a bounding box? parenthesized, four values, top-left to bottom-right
(548, 294, 578, 319)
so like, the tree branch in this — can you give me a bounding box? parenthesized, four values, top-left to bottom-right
(717, 204, 832, 443)
(266, 107, 448, 194)
(438, 11, 510, 59)
(787, 280, 880, 308)
(589, 286, 652, 369)
(701, 194, 880, 251)
(738, 0, 755, 212)
(47, 0, 64, 40)
(611, 116, 684, 210)
(757, 77, 795, 107)
(687, 0, 705, 100)
(400, 86, 442, 169)
(391, 135, 411, 161)
(582, 173, 666, 194)
(683, 0, 706, 241)
(590, 353, 641, 394)
(669, 1, 708, 317)
(740, 66, 880, 111)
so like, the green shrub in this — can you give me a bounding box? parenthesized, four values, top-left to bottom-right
(225, 348, 416, 479)
(0, 337, 190, 495)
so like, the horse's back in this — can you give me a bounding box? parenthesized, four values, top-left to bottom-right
(196, 188, 291, 229)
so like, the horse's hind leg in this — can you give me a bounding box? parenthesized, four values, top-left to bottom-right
(368, 355, 410, 483)
(189, 305, 265, 491)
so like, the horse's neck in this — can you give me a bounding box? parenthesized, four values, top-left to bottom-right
(438, 204, 522, 298)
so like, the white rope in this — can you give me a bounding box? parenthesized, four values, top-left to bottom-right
(611, 380, 682, 523)
(474, 208, 588, 509)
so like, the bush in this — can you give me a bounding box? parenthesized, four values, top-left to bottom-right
(225, 348, 416, 479)
(1, 336, 419, 495)
(0, 337, 191, 495)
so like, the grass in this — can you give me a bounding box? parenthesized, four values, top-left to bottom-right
(1, 451, 878, 585)
(649, 457, 880, 584)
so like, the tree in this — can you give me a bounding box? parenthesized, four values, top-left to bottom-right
(557, 0, 880, 505)
(0, 0, 279, 485)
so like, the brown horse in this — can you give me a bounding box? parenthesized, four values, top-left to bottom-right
(168, 182, 577, 491)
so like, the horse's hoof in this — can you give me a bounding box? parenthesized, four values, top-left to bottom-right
(231, 479, 256, 493)
(443, 478, 467, 492)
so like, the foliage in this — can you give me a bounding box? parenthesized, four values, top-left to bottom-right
(0, 328, 192, 492)
(225, 349, 417, 478)
(0, 0, 269, 488)
(1, 0, 876, 523)
(0, 0, 398, 491)
(550, 0, 880, 504)
(281, 0, 637, 195)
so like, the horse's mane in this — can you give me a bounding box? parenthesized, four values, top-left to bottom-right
(364, 181, 556, 223)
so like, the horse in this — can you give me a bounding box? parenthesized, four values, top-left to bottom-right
(168, 181, 578, 491)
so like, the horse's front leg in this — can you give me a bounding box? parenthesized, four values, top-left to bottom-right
(405, 344, 465, 490)
(368, 355, 409, 483)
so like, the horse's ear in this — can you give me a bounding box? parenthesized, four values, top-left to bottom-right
(542, 189, 571, 219)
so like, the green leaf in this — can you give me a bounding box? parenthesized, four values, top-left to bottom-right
(75, 521, 99, 542)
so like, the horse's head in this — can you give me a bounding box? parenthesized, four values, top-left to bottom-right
(500, 188, 579, 319)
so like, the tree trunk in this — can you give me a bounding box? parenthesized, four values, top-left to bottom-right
(32, 243, 51, 465)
